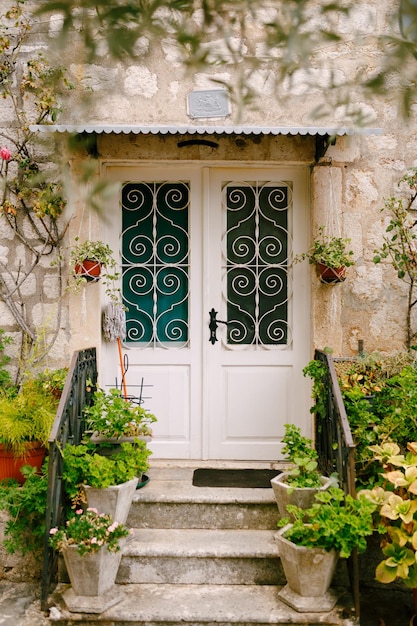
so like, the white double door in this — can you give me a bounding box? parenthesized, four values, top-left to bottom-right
(103, 164, 311, 461)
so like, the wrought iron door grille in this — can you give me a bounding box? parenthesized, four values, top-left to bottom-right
(121, 181, 190, 347)
(223, 181, 292, 347)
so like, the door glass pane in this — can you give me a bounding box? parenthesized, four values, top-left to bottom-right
(121, 181, 189, 347)
(224, 182, 291, 346)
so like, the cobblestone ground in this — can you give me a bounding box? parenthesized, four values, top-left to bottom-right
(0, 581, 49, 626)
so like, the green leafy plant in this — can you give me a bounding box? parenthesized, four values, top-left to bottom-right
(49, 507, 130, 556)
(306, 352, 417, 488)
(294, 225, 354, 269)
(0, 463, 48, 554)
(358, 441, 417, 588)
(84, 387, 157, 439)
(281, 424, 323, 489)
(62, 441, 151, 502)
(279, 486, 377, 559)
(0, 379, 58, 456)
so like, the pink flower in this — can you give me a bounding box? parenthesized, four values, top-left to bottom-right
(75, 509, 83, 515)
(87, 507, 98, 514)
(50, 528, 58, 535)
(91, 537, 97, 544)
(0, 147, 11, 161)
(108, 522, 119, 533)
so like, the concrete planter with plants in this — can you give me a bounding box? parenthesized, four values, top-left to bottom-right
(275, 486, 376, 613)
(275, 524, 339, 612)
(271, 424, 332, 519)
(62, 440, 151, 522)
(83, 476, 139, 525)
(49, 508, 130, 613)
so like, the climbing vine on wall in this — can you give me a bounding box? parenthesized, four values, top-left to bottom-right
(374, 169, 417, 349)
(0, 0, 71, 380)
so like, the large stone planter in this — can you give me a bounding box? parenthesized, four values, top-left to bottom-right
(270, 472, 332, 519)
(275, 525, 339, 612)
(62, 541, 125, 613)
(83, 476, 139, 524)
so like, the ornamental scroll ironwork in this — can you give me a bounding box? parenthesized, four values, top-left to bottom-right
(121, 182, 190, 347)
(223, 181, 292, 347)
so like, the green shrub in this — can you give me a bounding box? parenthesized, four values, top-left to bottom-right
(0, 463, 48, 554)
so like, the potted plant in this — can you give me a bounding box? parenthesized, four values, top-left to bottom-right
(358, 441, 417, 619)
(270, 424, 333, 519)
(69, 238, 122, 302)
(49, 507, 131, 613)
(62, 440, 151, 523)
(84, 387, 157, 442)
(0, 380, 58, 483)
(294, 225, 355, 283)
(275, 486, 376, 613)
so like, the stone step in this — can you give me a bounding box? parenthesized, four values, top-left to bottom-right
(51, 462, 356, 626)
(117, 528, 284, 585)
(128, 467, 280, 530)
(49, 582, 358, 626)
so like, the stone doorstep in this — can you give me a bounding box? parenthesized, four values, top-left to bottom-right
(128, 467, 280, 530)
(125, 528, 279, 558)
(117, 528, 284, 586)
(49, 582, 358, 626)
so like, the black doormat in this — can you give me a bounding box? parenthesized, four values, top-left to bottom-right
(192, 468, 281, 488)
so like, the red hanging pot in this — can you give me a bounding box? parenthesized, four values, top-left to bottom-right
(316, 263, 347, 284)
(74, 259, 102, 282)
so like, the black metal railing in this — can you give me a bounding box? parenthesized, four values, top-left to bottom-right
(40, 347, 98, 611)
(313, 348, 359, 615)
(313, 349, 356, 497)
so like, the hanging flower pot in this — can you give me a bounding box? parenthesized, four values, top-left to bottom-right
(74, 259, 102, 282)
(293, 225, 354, 285)
(68, 238, 122, 302)
(316, 263, 347, 284)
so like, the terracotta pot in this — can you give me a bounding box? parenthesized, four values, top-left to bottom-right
(316, 263, 347, 283)
(74, 259, 101, 281)
(0, 442, 46, 484)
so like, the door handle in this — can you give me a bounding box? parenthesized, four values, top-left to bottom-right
(209, 308, 230, 344)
